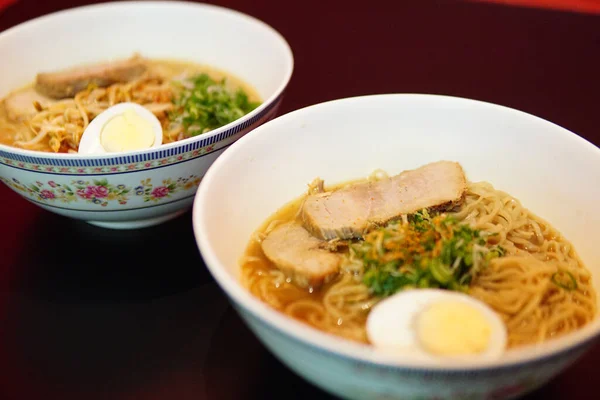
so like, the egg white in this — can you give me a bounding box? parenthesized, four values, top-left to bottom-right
(78, 102, 163, 155)
(366, 289, 507, 362)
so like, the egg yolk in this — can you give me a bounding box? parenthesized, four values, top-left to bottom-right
(100, 108, 155, 152)
(415, 301, 492, 356)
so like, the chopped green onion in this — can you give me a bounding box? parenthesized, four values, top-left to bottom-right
(552, 270, 578, 291)
(170, 73, 261, 137)
(351, 210, 505, 298)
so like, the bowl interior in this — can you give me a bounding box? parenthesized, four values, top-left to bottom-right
(194, 93, 600, 368)
(0, 1, 292, 102)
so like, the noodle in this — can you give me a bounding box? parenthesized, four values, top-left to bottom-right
(460, 183, 596, 347)
(0, 59, 261, 153)
(13, 73, 175, 152)
(240, 181, 596, 349)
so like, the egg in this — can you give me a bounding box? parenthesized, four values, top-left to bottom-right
(366, 289, 507, 361)
(78, 102, 163, 155)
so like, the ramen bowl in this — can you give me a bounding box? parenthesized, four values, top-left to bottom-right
(193, 94, 600, 399)
(0, 1, 293, 229)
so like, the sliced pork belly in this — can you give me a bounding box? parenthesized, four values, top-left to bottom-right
(35, 55, 147, 99)
(301, 161, 467, 240)
(261, 222, 341, 288)
(4, 88, 55, 121)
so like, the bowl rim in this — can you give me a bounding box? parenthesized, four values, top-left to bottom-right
(0, 0, 294, 160)
(193, 92, 600, 371)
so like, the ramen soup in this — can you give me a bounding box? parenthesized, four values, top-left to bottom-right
(0, 54, 261, 153)
(241, 161, 596, 361)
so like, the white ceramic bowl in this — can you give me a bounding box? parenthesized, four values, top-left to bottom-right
(0, 1, 293, 229)
(193, 94, 600, 399)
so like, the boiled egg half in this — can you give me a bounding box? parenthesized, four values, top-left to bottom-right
(78, 102, 163, 155)
(366, 289, 507, 362)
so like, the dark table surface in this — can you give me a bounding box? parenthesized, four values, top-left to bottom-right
(1, 0, 599, 399)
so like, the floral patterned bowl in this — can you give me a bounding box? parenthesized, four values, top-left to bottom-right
(0, 1, 293, 229)
(192, 94, 600, 399)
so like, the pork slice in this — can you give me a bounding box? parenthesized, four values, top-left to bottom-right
(35, 55, 147, 99)
(261, 222, 341, 288)
(301, 161, 467, 240)
(4, 88, 55, 121)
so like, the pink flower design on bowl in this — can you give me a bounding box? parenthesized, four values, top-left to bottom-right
(77, 185, 109, 199)
(2, 174, 200, 207)
(151, 186, 170, 198)
(40, 190, 55, 199)
(91, 186, 110, 198)
(76, 189, 92, 199)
